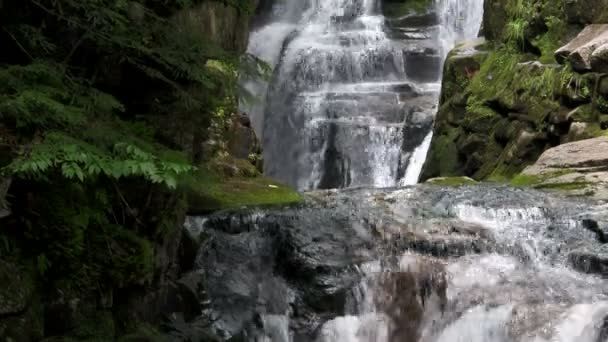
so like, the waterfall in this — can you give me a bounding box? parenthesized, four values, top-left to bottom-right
(243, 0, 484, 190)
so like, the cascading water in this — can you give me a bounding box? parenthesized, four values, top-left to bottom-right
(189, 184, 608, 341)
(243, 0, 483, 190)
(201, 1, 608, 341)
(309, 187, 608, 342)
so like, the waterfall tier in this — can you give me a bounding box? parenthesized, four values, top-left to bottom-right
(242, 0, 483, 190)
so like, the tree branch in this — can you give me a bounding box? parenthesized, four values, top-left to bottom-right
(1, 26, 34, 61)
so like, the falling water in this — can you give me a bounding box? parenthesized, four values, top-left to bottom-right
(243, 0, 483, 190)
(312, 194, 608, 342)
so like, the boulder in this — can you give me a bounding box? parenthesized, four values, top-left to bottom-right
(523, 137, 608, 175)
(555, 24, 608, 72)
(590, 43, 608, 73)
(581, 219, 608, 244)
(522, 137, 608, 199)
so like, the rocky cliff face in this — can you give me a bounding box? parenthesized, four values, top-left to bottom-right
(421, 0, 608, 185)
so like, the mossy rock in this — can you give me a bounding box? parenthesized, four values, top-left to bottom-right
(183, 158, 302, 214)
(420, 129, 462, 180)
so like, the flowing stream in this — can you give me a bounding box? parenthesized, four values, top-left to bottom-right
(194, 1, 608, 342)
(186, 185, 608, 342)
(242, 0, 483, 190)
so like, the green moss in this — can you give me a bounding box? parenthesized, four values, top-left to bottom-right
(183, 159, 302, 213)
(421, 128, 462, 179)
(510, 173, 544, 186)
(461, 104, 501, 133)
(537, 182, 590, 190)
(533, 15, 569, 64)
(509, 170, 580, 188)
(478, 137, 517, 179)
(425, 177, 477, 187)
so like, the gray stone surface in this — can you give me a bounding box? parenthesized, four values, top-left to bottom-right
(555, 24, 608, 72)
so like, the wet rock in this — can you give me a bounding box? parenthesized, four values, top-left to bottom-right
(374, 257, 446, 341)
(599, 315, 608, 342)
(568, 247, 608, 277)
(187, 185, 608, 339)
(582, 219, 608, 243)
(386, 12, 439, 29)
(403, 50, 442, 82)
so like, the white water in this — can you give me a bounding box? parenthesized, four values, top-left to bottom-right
(401, 131, 434, 186)
(243, 0, 484, 190)
(398, 0, 486, 183)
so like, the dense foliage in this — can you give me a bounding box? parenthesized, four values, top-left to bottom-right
(0, 0, 260, 338)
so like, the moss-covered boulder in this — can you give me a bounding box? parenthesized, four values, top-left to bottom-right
(422, 0, 608, 183)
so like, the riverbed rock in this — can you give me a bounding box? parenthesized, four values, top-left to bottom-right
(568, 246, 608, 277)
(581, 218, 608, 243)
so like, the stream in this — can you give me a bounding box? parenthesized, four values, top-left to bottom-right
(184, 185, 608, 341)
(181, 0, 608, 341)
